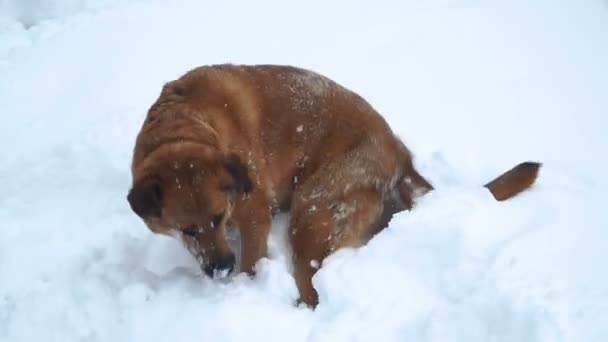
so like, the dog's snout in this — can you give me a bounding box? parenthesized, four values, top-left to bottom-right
(202, 254, 236, 278)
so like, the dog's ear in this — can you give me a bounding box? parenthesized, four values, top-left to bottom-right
(127, 177, 162, 219)
(223, 153, 253, 193)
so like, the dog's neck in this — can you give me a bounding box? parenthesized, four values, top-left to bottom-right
(132, 109, 222, 167)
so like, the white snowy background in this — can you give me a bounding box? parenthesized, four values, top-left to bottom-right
(1, 0, 607, 341)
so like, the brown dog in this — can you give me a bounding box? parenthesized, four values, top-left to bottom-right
(127, 64, 540, 307)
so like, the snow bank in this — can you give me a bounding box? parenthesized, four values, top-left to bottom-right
(1, 0, 607, 341)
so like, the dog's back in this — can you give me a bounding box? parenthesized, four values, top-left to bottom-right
(154, 64, 417, 208)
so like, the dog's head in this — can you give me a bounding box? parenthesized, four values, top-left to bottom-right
(127, 142, 252, 277)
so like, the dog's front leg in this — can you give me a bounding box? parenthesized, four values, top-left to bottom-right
(234, 201, 272, 275)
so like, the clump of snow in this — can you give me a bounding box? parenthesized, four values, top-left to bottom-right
(1, 0, 607, 341)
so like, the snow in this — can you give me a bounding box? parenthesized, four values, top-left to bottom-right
(1, 0, 607, 341)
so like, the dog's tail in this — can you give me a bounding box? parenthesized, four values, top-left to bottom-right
(399, 161, 541, 206)
(483, 161, 542, 201)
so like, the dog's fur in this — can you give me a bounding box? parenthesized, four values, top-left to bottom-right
(127, 64, 541, 307)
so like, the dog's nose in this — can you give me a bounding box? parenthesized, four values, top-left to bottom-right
(202, 254, 236, 278)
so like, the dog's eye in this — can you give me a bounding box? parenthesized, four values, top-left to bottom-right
(210, 212, 224, 228)
(182, 225, 199, 237)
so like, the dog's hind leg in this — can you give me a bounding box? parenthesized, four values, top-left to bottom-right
(290, 187, 383, 307)
(289, 155, 386, 307)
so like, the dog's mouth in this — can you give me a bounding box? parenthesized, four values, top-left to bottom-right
(182, 235, 235, 279)
(200, 253, 236, 278)
(165, 226, 237, 279)
(201, 263, 234, 279)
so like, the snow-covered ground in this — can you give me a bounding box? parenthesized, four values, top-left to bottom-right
(1, 0, 607, 341)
